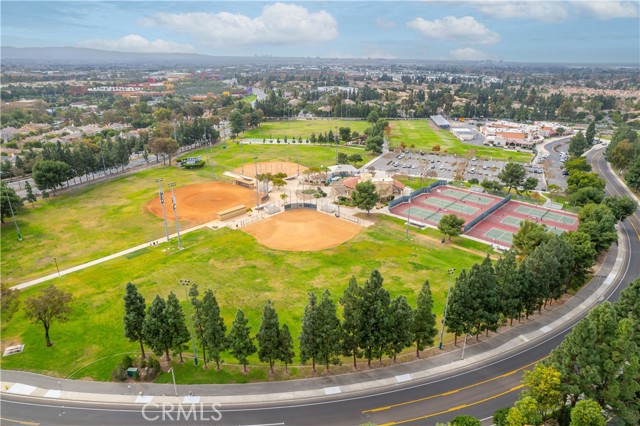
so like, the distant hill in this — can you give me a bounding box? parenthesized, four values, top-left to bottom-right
(0, 46, 393, 67)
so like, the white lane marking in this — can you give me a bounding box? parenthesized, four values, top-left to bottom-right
(182, 395, 200, 404)
(539, 326, 551, 333)
(519, 335, 530, 342)
(135, 395, 153, 403)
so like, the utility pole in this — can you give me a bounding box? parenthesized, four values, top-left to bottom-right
(155, 178, 170, 242)
(438, 268, 456, 350)
(254, 157, 259, 209)
(168, 182, 182, 250)
(6, 193, 22, 241)
(180, 279, 198, 366)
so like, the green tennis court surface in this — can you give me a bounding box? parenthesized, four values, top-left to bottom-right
(548, 227, 565, 236)
(484, 227, 514, 244)
(440, 189, 494, 205)
(500, 215, 523, 227)
(515, 205, 576, 225)
(404, 206, 443, 223)
(421, 198, 479, 214)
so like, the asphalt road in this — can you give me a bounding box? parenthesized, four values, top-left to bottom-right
(2, 146, 638, 426)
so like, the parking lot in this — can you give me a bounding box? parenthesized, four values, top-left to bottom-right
(370, 151, 545, 190)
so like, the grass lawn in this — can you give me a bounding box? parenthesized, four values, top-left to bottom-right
(0, 217, 483, 382)
(241, 94, 257, 103)
(388, 121, 534, 163)
(1, 144, 369, 285)
(242, 120, 370, 140)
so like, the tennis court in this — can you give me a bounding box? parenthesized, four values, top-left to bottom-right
(500, 215, 523, 227)
(421, 197, 479, 215)
(515, 205, 577, 225)
(440, 189, 495, 205)
(484, 227, 514, 244)
(402, 205, 444, 224)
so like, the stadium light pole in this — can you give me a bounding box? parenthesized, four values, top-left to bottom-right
(168, 182, 183, 250)
(6, 193, 22, 241)
(438, 267, 456, 350)
(254, 157, 259, 209)
(155, 178, 170, 242)
(180, 279, 198, 366)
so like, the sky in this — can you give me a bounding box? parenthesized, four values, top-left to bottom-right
(2, 1, 639, 64)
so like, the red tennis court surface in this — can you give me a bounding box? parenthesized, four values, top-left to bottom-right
(466, 200, 579, 247)
(389, 186, 579, 248)
(389, 185, 503, 227)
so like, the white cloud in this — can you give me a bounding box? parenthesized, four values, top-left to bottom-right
(571, 0, 639, 19)
(79, 35, 195, 53)
(407, 16, 500, 44)
(449, 47, 494, 61)
(141, 3, 338, 47)
(375, 18, 396, 29)
(470, 1, 569, 22)
(363, 48, 396, 59)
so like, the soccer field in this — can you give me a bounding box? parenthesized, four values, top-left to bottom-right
(243, 119, 370, 139)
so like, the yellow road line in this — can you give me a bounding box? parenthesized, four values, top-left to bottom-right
(378, 385, 526, 426)
(362, 357, 546, 414)
(0, 418, 40, 426)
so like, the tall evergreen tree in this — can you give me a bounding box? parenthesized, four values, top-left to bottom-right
(340, 277, 363, 368)
(615, 277, 640, 347)
(315, 290, 342, 370)
(544, 236, 575, 302)
(226, 310, 256, 372)
(203, 289, 227, 370)
(256, 301, 280, 373)
(299, 292, 320, 371)
(24, 181, 37, 207)
(412, 279, 437, 357)
(143, 295, 171, 361)
(188, 284, 209, 368)
(563, 231, 597, 289)
(123, 282, 146, 359)
(585, 121, 596, 146)
(165, 292, 191, 363)
(386, 295, 413, 362)
(278, 324, 295, 372)
(358, 270, 391, 366)
(445, 269, 470, 345)
(548, 302, 640, 424)
(477, 255, 500, 336)
(495, 250, 523, 325)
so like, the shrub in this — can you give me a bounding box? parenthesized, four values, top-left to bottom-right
(112, 366, 127, 382)
(183, 160, 205, 169)
(121, 354, 134, 370)
(468, 178, 479, 184)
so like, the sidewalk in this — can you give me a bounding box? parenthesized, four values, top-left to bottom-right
(1, 226, 626, 406)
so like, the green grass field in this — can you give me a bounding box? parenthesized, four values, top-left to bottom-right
(241, 94, 257, 103)
(242, 120, 370, 139)
(388, 121, 533, 162)
(0, 216, 483, 382)
(1, 144, 367, 285)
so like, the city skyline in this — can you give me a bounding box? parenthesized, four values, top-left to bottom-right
(2, 1, 639, 64)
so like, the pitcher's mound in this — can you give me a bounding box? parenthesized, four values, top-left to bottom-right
(146, 182, 260, 224)
(242, 209, 361, 251)
(232, 161, 306, 178)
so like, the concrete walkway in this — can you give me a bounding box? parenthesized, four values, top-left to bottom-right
(1, 226, 627, 405)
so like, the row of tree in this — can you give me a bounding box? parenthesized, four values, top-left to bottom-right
(605, 126, 640, 192)
(123, 271, 440, 372)
(498, 277, 640, 426)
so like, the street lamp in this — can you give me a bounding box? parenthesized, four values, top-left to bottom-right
(155, 178, 170, 242)
(168, 182, 183, 250)
(180, 279, 198, 366)
(438, 267, 456, 350)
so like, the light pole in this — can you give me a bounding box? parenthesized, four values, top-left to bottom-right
(254, 157, 259, 209)
(461, 333, 469, 360)
(155, 178, 170, 242)
(438, 267, 456, 350)
(180, 279, 198, 366)
(169, 182, 183, 250)
(53, 257, 61, 277)
(241, 141, 244, 176)
(5, 193, 22, 241)
(169, 367, 178, 396)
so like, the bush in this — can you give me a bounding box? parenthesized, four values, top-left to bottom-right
(183, 160, 205, 169)
(112, 366, 127, 382)
(4, 142, 18, 149)
(468, 178, 479, 184)
(121, 354, 134, 370)
(450, 415, 481, 426)
(493, 407, 510, 426)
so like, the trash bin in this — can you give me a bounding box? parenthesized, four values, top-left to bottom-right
(126, 367, 139, 378)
